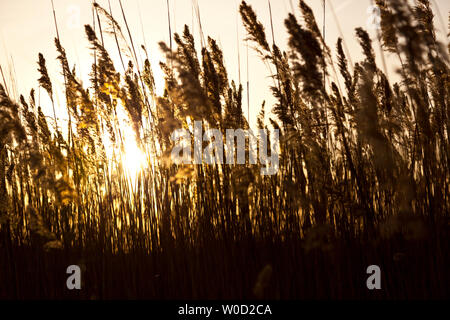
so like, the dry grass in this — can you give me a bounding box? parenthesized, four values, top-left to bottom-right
(0, 0, 449, 299)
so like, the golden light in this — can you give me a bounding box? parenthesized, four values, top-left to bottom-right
(121, 131, 147, 183)
(101, 106, 148, 189)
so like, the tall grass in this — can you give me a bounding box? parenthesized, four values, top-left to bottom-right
(0, 0, 449, 299)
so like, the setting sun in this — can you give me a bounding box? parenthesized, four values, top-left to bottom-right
(101, 106, 148, 187)
(1, 0, 449, 303)
(121, 131, 147, 182)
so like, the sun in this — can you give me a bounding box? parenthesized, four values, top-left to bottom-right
(116, 117, 148, 187)
(100, 108, 148, 188)
(121, 135, 147, 182)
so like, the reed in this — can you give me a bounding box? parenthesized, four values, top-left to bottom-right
(0, 0, 448, 299)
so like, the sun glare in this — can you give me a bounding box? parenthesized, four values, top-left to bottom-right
(101, 105, 148, 188)
(122, 135, 147, 182)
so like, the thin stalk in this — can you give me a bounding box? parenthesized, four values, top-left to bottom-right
(118, 0, 140, 68)
(137, 0, 148, 52)
(268, 0, 276, 46)
(166, 0, 173, 52)
(0, 65, 9, 97)
(117, 0, 151, 127)
(322, 0, 326, 91)
(48, 0, 60, 130)
(246, 40, 250, 120)
(328, 0, 353, 71)
(51, 0, 61, 41)
(108, 0, 126, 72)
(268, 0, 282, 117)
(322, 0, 330, 149)
(94, 1, 105, 46)
(92, 5, 99, 121)
(51, 0, 76, 188)
(193, 0, 205, 48)
(235, 0, 241, 85)
(369, 0, 389, 81)
(8, 56, 18, 100)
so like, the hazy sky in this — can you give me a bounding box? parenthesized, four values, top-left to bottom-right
(1, 0, 449, 128)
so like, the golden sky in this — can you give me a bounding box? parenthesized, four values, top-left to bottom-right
(1, 0, 449, 128)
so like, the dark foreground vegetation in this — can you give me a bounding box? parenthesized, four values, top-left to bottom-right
(0, 0, 449, 299)
(2, 233, 449, 299)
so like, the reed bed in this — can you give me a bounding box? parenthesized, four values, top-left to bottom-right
(0, 0, 449, 299)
